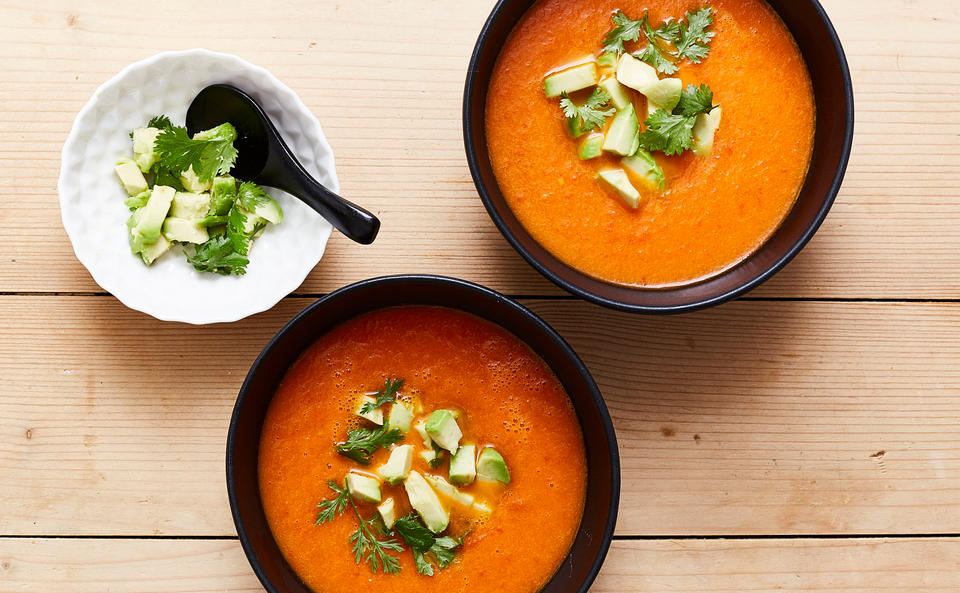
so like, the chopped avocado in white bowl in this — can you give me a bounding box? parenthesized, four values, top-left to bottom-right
(58, 49, 336, 324)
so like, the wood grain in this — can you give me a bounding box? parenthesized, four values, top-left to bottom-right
(2, 537, 959, 592)
(2, 296, 959, 536)
(0, 0, 958, 297)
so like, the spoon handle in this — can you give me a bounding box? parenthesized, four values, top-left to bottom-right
(263, 149, 380, 245)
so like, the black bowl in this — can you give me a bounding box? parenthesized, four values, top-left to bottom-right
(463, 0, 854, 313)
(227, 275, 620, 593)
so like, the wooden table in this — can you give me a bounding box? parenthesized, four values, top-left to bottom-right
(2, 0, 959, 591)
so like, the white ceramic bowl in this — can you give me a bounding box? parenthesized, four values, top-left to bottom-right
(58, 49, 336, 324)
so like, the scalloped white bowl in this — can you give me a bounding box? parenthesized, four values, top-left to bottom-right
(58, 49, 336, 324)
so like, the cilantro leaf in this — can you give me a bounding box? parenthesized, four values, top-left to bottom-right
(236, 182, 274, 212)
(559, 88, 615, 132)
(147, 115, 174, 131)
(227, 206, 253, 256)
(394, 514, 462, 576)
(637, 43, 678, 75)
(676, 7, 715, 63)
(602, 11, 644, 55)
(336, 425, 404, 465)
(351, 518, 403, 574)
(185, 235, 249, 276)
(637, 16, 680, 74)
(154, 123, 238, 182)
(639, 111, 697, 156)
(675, 83, 717, 117)
(359, 378, 405, 416)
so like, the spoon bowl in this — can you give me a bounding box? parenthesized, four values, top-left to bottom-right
(187, 84, 380, 245)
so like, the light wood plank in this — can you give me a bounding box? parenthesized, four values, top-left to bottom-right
(2, 297, 960, 536)
(2, 537, 959, 592)
(0, 0, 958, 297)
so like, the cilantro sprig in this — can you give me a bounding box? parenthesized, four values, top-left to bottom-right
(358, 378, 405, 416)
(315, 480, 404, 574)
(639, 84, 718, 156)
(336, 424, 405, 465)
(603, 7, 716, 74)
(185, 235, 250, 276)
(559, 87, 616, 132)
(154, 122, 238, 182)
(394, 514, 461, 576)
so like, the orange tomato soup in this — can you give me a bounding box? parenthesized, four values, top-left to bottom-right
(259, 306, 587, 593)
(486, 0, 815, 287)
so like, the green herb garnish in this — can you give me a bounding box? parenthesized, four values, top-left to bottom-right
(394, 514, 461, 576)
(336, 425, 405, 465)
(639, 84, 717, 156)
(147, 115, 174, 131)
(358, 378, 405, 416)
(559, 88, 616, 132)
(154, 122, 238, 182)
(602, 10, 645, 55)
(315, 480, 404, 574)
(185, 235, 250, 276)
(675, 7, 716, 63)
(604, 7, 716, 74)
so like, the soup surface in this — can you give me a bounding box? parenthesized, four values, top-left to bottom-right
(259, 306, 587, 593)
(486, 0, 815, 287)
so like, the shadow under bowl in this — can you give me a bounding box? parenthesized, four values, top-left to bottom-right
(227, 275, 620, 593)
(463, 0, 854, 313)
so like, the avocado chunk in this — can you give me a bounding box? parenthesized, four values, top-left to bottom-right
(209, 176, 237, 216)
(602, 103, 640, 157)
(170, 192, 212, 221)
(616, 53, 659, 95)
(543, 62, 599, 98)
(138, 234, 171, 266)
(476, 447, 511, 484)
(622, 150, 666, 191)
(598, 76, 632, 110)
(597, 169, 642, 209)
(597, 52, 618, 71)
(565, 116, 591, 139)
(346, 472, 381, 504)
(132, 127, 162, 172)
(693, 107, 723, 156)
(128, 185, 175, 252)
(246, 194, 283, 225)
(578, 133, 605, 160)
(388, 401, 414, 433)
(162, 217, 209, 244)
(643, 78, 682, 112)
(449, 444, 477, 485)
(414, 419, 433, 448)
(378, 498, 398, 530)
(179, 165, 212, 193)
(425, 410, 462, 453)
(424, 474, 474, 506)
(356, 396, 385, 425)
(125, 190, 151, 211)
(404, 470, 449, 533)
(378, 444, 413, 485)
(419, 449, 442, 466)
(115, 157, 149, 196)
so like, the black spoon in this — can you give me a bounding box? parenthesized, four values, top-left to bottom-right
(186, 84, 379, 245)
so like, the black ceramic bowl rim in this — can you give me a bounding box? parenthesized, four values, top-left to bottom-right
(463, 0, 855, 314)
(226, 274, 620, 593)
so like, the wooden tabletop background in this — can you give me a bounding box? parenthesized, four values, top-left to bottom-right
(3, 0, 960, 591)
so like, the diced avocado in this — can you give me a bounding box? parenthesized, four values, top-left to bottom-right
(179, 165, 212, 193)
(193, 122, 236, 142)
(598, 76, 632, 110)
(544, 62, 599, 98)
(693, 107, 723, 157)
(128, 185, 175, 251)
(235, 205, 265, 236)
(643, 78, 682, 112)
(404, 470, 449, 533)
(578, 133, 605, 160)
(476, 448, 511, 484)
(378, 498, 398, 530)
(622, 150, 666, 191)
(115, 157, 148, 196)
(198, 215, 228, 228)
(388, 401, 414, 433)
(346, 472, 381, 504)
(209, 176, 237, 216)
(597, 169, 642, 209)
(414, 420, 433, 448)
(597, 52, 618, 71)
(132, 127, 162, 172)
(565, 116, 591, 139)
(424, 474, 474, 506)
(248, 194, 283, 225)
(419, 449, 441, 466)
(125, 190, 151, 211)
(602, 103, 640, 157)
(425, 410, 462, 453)
(356, 396, 384, 425)
(449, 444, 477, 486)
(616, 53, 660, 94)
(378, 444, 413, 485)
(162, 217, 209, 244)
(472, 501, 493, 517)
(138, 234, 170, 266)
(170, 192, 212, 220)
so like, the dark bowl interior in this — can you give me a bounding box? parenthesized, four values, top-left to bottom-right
(464, 0, 854, 313)
(227, 275, 620, 593)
